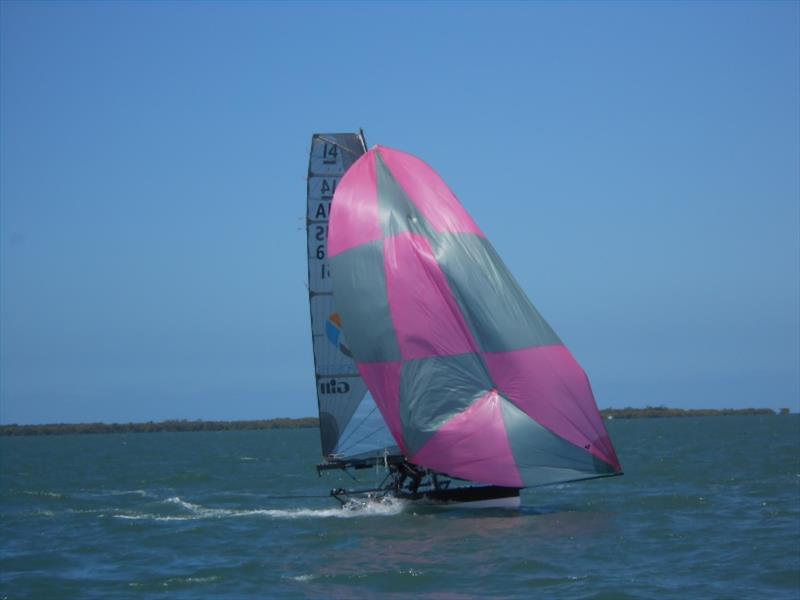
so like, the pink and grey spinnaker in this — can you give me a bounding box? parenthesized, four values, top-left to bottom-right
(328, 145, 621, 488)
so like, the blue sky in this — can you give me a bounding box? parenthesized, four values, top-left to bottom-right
(1, 1, 797, 424)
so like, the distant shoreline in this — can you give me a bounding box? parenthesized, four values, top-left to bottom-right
(0, 418, 319, 437)
(600, 407, 787, 419)
(0, 407, 792, 436)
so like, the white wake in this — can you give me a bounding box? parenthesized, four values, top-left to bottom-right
(111, 494, 406, 521)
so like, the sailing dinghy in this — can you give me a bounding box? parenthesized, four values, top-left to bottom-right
(306, 132, 621, 508)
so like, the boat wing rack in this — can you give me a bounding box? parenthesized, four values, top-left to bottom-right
(316, 453, 406, 475)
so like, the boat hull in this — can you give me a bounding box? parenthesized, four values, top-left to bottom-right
(400, 485, 521, 509)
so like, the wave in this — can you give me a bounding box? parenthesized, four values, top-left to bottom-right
(82, 489, 156, 498)
(127, 575, 221, 589)
(283, 574, 317, 582)
(110, 495, 406, 521)
(18, 490, 65, 499)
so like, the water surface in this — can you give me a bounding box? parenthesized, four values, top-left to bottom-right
(1, 416, 798, 598)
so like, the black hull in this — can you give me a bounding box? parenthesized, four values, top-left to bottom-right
(325, 458, 521, 508)
(399, 485, 520, 505)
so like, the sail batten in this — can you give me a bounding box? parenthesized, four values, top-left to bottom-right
(328, 145, 621, 487)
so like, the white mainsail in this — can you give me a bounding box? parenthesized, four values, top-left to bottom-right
(306, 132, 397, 459)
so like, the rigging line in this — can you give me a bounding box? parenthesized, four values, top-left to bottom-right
(337, 422, 392, 455)
(331, 485, 392, 495)
(257, 493, 335, 499)
(335, 404, 379, 448)
(315, 135, 363, 158)
(334, 403, 379, 449)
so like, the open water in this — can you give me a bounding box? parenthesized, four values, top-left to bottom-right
(1, 416, 798, 599)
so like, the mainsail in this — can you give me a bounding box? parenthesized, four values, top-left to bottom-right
(328, 145, 622, 488)
(306, 133, 398, 460)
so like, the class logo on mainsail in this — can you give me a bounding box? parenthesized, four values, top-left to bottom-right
(325, 313, 353, 357)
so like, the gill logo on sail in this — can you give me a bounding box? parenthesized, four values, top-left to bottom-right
(319, 378, 351, 395)
(325, 313, 353, 358)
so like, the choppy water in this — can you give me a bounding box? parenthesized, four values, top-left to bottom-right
(1, 416, 798, 599)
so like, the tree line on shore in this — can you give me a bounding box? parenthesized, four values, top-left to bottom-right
(600, 406, 783, 419)
(0, 417, 319, 436)
(0, 407, 789, 436)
